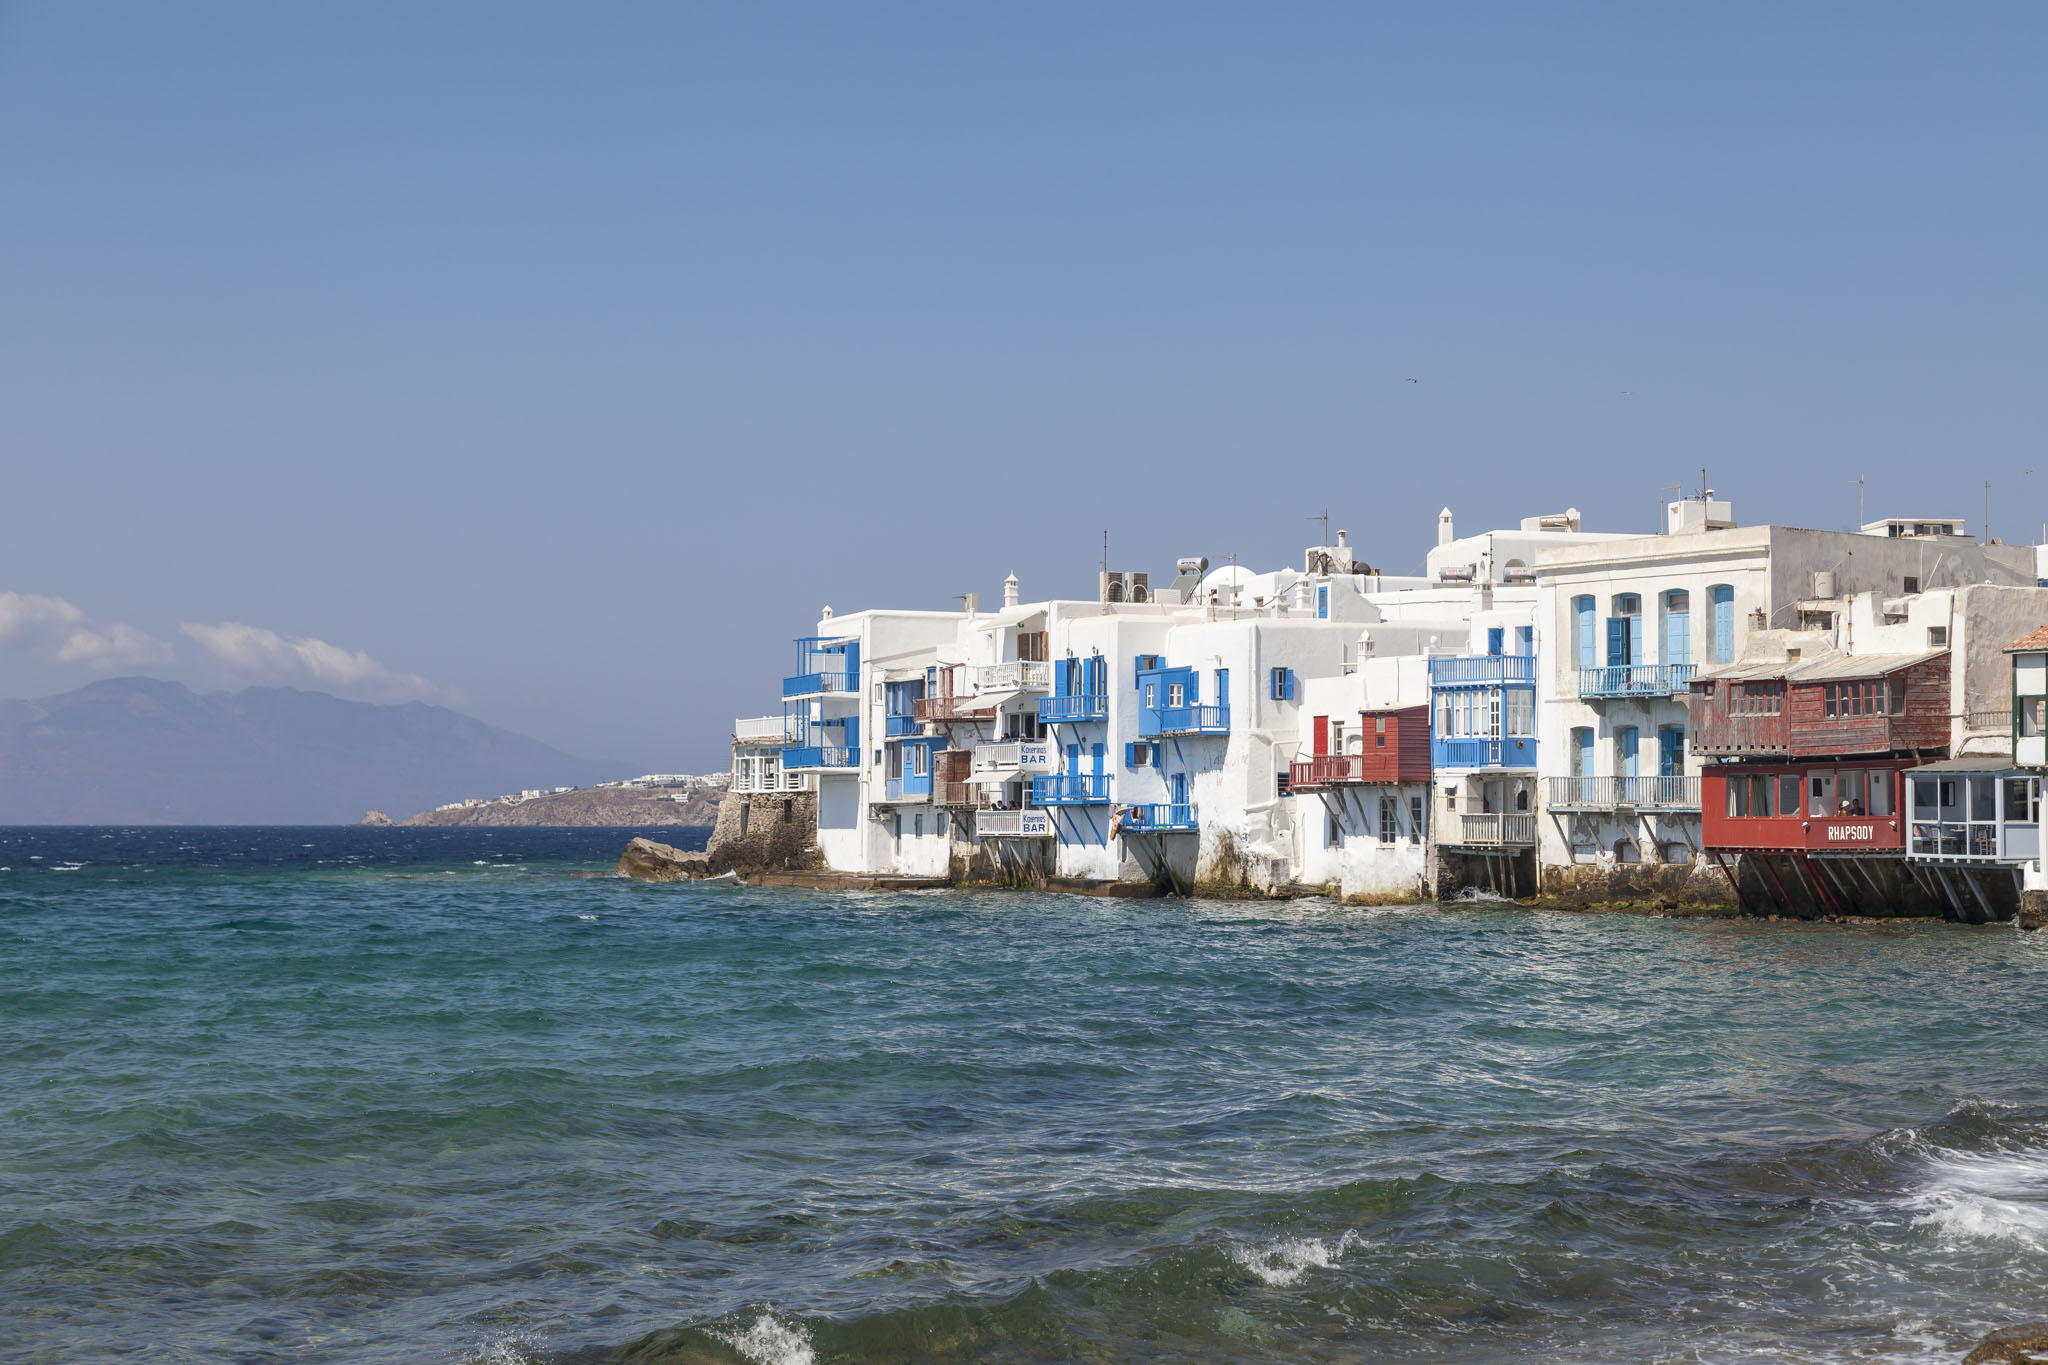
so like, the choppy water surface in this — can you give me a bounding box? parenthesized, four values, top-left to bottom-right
(3, 827, 2047, 1364)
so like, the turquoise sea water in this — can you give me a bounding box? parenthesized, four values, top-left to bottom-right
(4, 827, 2047, 1364)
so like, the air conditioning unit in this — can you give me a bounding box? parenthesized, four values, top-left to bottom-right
(1099, 571, 1150, 604)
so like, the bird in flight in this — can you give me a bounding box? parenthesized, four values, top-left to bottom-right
(1405, 377, 1418, 383)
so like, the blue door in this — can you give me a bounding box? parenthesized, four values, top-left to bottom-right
(1659, 727, 1685, 802)
(1711, 586, 1734, 663)
(1170, 772, 1189, 818)
(1619, 727, 1639, 783)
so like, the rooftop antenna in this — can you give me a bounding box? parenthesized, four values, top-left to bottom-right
(1228, 552, 1238, 620)
(1855, 474, 1864, 531)
(1100, 529, 1110, 616)
(1308, 508, 1329, 544)
(1984, 482, 1991, 545)
(1659, 482, 1682, 534)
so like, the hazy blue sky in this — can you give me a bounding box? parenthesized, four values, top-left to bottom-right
(3, 2, 2042, 770)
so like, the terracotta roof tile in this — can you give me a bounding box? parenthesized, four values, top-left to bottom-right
(2004, 626, 2048, 653)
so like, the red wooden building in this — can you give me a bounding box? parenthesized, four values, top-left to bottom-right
(1689, 650, 1951, 915)
(1290, 704, 1431, 790)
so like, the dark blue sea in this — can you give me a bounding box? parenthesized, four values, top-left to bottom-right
(3, 826, 2046, 1364)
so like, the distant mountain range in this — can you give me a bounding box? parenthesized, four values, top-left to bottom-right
(0, 677, 626, 824)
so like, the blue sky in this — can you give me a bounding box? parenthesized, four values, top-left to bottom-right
(2, 2, 2042, 770)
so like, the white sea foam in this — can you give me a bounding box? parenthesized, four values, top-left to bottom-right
(1228, 1230, 1364, 1287)
(461, 1334, 540, 1365)
(1905, 1148, 2048, 1250)
(712, 1311, 816, 1365)
(577, 914, 598, 921)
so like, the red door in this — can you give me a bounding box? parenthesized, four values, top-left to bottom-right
(1313, 715, 1329, 755)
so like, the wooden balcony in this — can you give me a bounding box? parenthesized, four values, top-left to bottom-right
(1439, 812, 1536, 848)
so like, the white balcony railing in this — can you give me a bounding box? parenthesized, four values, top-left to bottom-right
(734, 715, 801, 745)
(976, 809, 1052, 838)
(1441, 812, 1537, 848)
(731, 756, 807, 793)
(971, 739, 1057, 782)
(972, 661, 1052, 694)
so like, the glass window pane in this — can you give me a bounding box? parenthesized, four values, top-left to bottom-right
(1869, 772, 1893, 816)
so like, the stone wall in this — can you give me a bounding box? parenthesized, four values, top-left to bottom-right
(1536, 855, 1737, 911)
(705, 790, 824, 876)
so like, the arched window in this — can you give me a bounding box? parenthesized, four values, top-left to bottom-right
(1708, 585, 1735, 663)
(1608, 594, 1643, 667)
(1661, 590, 1691, 668)
(1573, 596, 1595, 668)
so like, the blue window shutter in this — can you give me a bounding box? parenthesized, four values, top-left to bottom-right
(1125, 742, 1137, 767)
(1606, 617, 1627, 667)
(1517, 626, 1533, 655)
(1488, 627, 1504, 656)
(1712, 586, 1734, 664)
(1091, 742, 1104, 774)
(1151, 742, 1162, 768)
(1574, 597, 1595, 667)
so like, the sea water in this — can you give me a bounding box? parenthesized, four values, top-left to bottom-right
(3, 826, 2047, 1363)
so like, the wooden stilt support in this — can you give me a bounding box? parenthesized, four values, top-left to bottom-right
(1710, 849, 1752, 913)
(1756, 852, 1802, 916)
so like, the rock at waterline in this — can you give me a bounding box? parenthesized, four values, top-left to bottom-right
(616, 837, 709, 883)
(1964, 1323, 2048, 1364)
(357, 810, 393, 827)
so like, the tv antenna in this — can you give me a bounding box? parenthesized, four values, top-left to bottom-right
(1308, 509, 1329, 544)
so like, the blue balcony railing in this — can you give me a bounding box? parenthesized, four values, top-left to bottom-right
(885, 714, 922, 737)
(1431, 736, 1537, 769)
(883, 776, 932, 802)
(1039, 694, 1109, 723)
(1120, 803, 1198, 833)
(1428, 655, 1536, 685)
(1577, 664, 1696, 699)
(783, 671, 857, 698)
(1031, 774, 1111, 805)
(784, 746, 857, 770)
(1139, 704, 1229, 738)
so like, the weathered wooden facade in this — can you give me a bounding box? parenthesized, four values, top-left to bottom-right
(1693, 651, 1953, 917)
(1689, 651, 1950, 759)
(1290, 704, 1431, 789)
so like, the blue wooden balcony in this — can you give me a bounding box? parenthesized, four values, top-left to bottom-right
(1039, 694, 1108, 723)
(884, 714, 923, 737)
(1139, 704, 1229, 738)
(1031, 774, 1111, 805)
(784, 746, 857, 770)
(1431, 736, 1537, 770)
(1120, 803, 1198, 833)
(882, 776, 932, 802)
(1428, 655, 1536, 686)
(1578, 664, 1696, 699)
(783, 670, 857, 698)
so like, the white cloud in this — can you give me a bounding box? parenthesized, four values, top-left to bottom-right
(179, 621, 456, 703)
(0, 592, 175, 670)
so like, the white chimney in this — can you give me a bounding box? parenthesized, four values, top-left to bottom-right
(1003, 573, 1019, 609)
(1337, 529, 1349, 547)
(821, 605, 834, 619)
(1438, 508, 1454, 547)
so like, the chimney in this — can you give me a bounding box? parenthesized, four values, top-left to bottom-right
(1003, 573, 1020, 609)
(1438, 508, 1455, 547)
(1337, 529, 1348, 547)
